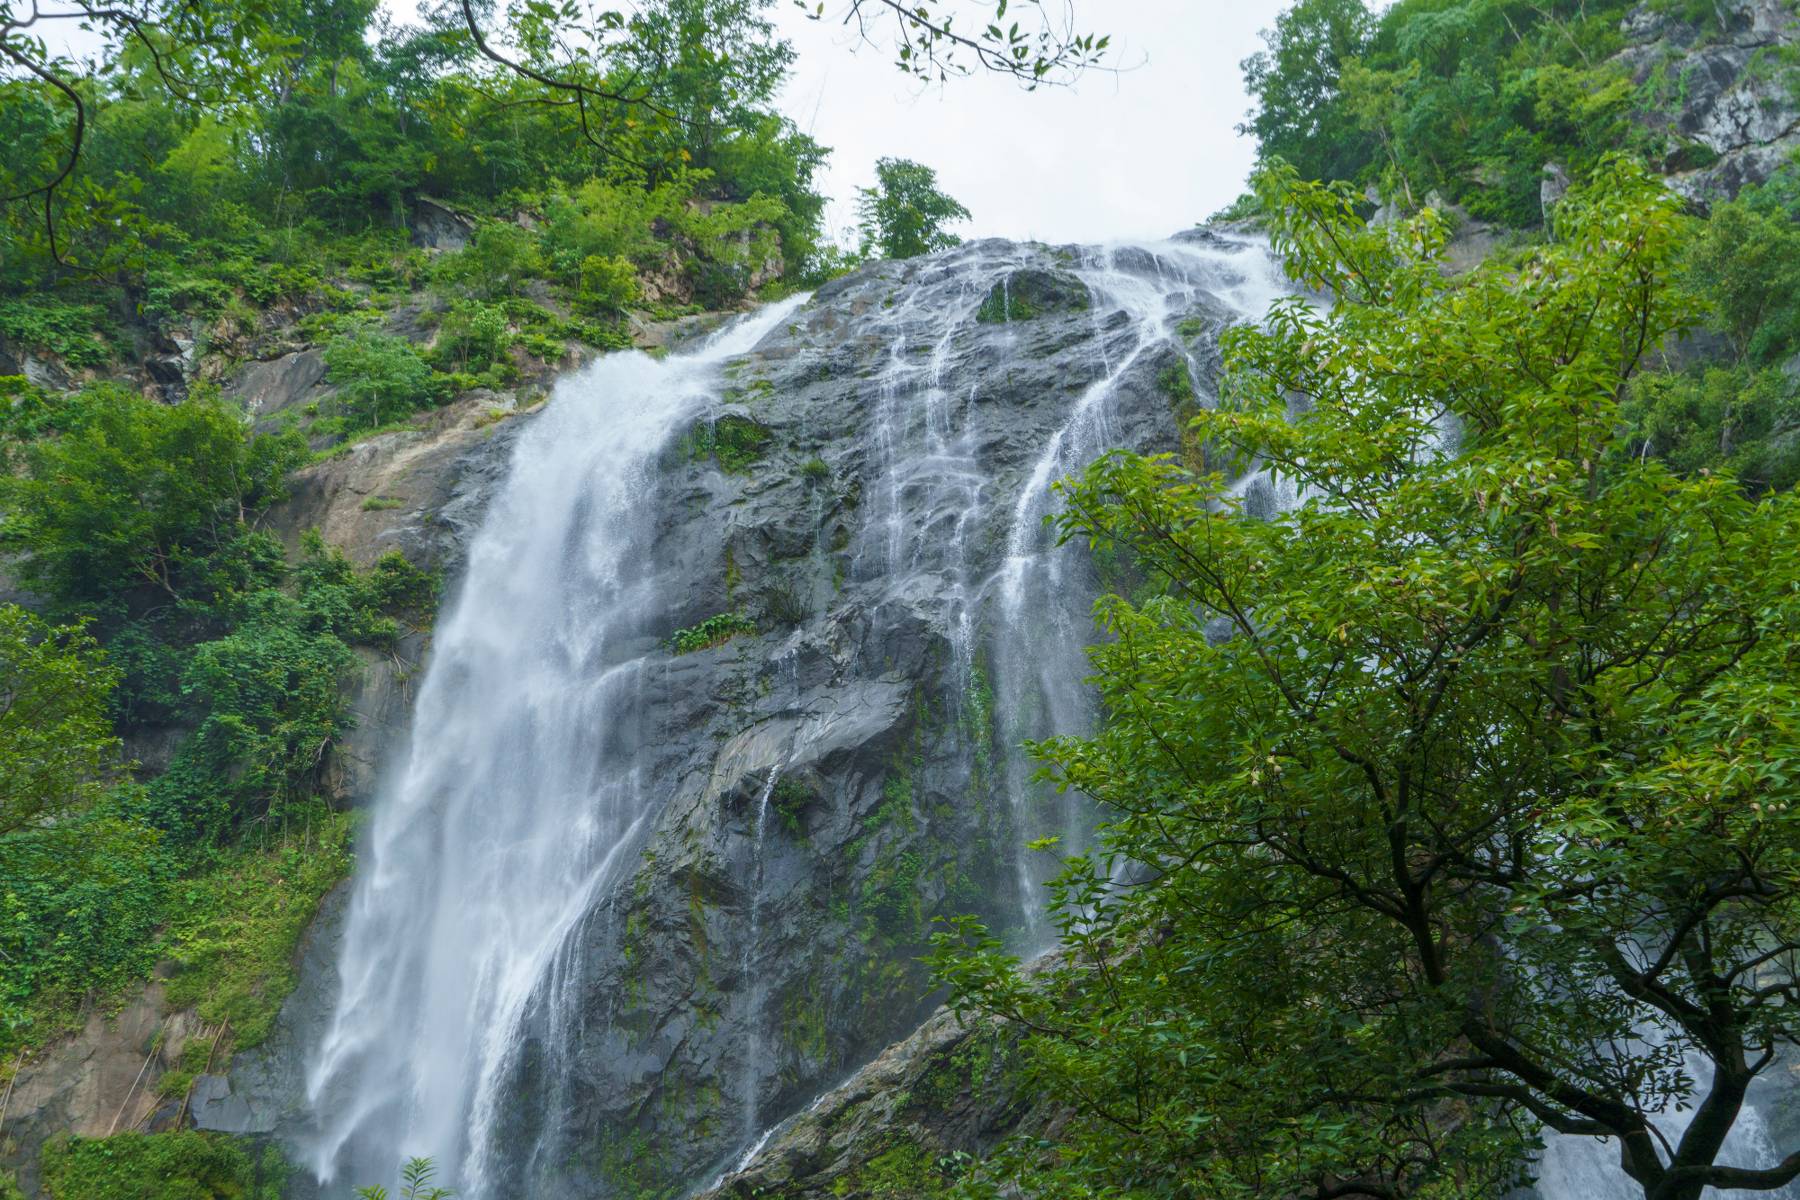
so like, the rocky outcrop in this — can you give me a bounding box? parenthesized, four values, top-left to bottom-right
(1621, 0, 1800, 201)
(263, 389, 532, 572)
(0, 984, 212, 1198)
(228, 349, 331, 429)
(410, 196, 475, 252)
(698, 997, 1063, 1200)
(506, 242, 1243, 1196)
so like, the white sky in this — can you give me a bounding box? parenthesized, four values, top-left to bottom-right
(30, 0, 1288, 244)
(775, 1, 1288, 244)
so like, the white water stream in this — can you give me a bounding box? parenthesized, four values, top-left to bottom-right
(301, 298, 808, 1194)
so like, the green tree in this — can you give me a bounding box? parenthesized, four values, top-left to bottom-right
(0, 606, 120, 837)
(1621, 175, 1800, 493)
(434, 221, 540, 301)
(855, 157, 970, 261)
(934, 163, 1800, 1200)
(608, 0, 794, 177)
(0, 387, 304, 610)
(322, 330, 438, 432)
(1, 0, 1103, 266)
(1239, 0, 1376, 185)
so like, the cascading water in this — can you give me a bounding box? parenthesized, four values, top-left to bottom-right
(301, 297, 808, 1193)
(988, 243, 1287, 941)
(290, 234, 1302, 1197)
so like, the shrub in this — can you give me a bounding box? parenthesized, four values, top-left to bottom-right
(433, 300, 510, 372)
(0, 296, 111, 367)
(322, 331, 438, 433)
(433, 220, 539, 300)
(666, 611, 757, 654)
(0, 387, 305, 609)
(677, 413, 772, 474)
(577, 253, 640, 313)
(39, 1131, 284, 1200)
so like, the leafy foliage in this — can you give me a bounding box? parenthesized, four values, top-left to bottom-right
(0, 606, 120, 837)
(159, 806, 353, 1049)
(856, 158, 971, 261)
(0, 385, 433, 1056)
(38, 1131, 285, 1200)
(666, 611, 758, 654)
(935, 163, 1800, 1200)
(1620, 171, 1800, 492)
(322, 331, 441, 436)
(0, 0, 834, 368)
(0, 388, 305, 611)
(1240, 0, 1655, 225)
(0, 808, 164, 1042)
(1236, 0, 1800, 499)
(677, 412, 773, 474)
(356, 1155, 454, 1200)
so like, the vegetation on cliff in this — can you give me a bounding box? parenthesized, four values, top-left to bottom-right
(0, 383, 433, 1061)
(1235, 0, 1800, 488)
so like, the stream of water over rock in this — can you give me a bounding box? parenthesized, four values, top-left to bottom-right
(285, 234, 1792, 1200)
(295, 238, 1284, 1196)
(301, 297, 812, 1192)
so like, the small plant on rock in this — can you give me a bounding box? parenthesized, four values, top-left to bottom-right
(666, 611, 758, 655)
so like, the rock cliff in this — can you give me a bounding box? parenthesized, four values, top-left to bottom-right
(173, 233, 1275, 1198)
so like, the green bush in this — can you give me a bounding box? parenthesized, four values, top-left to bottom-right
(541, 179, 669, 280)
(39, 1131, 284, 1200)
(0, 387, 305, 610)
(434, 300, 511, 372)
(677, 413, 772, 474)
(0, 810, 165, 1049)
(322, 331, 439, 434)
(0, 605, 120, 838)
(0, 297, 111, 367)
(666, 611, 758, 654)
(434, 220, 539, 299)
(577, 253, 640, 313)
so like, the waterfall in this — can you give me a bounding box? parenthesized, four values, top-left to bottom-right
(278, 231, 1796, 1200)
(301, 298, 809, 1193)
(293, 237, 1291, 1196)
(988, 242, 1286, 942)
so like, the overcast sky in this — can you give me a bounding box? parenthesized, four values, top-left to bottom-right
(775, 1, 1288, 245)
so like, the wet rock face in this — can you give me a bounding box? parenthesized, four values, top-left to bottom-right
(473, 238, 1268, 1197)
(696, 996, 1062, 1200)
(210, 234, 1275, 1198)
